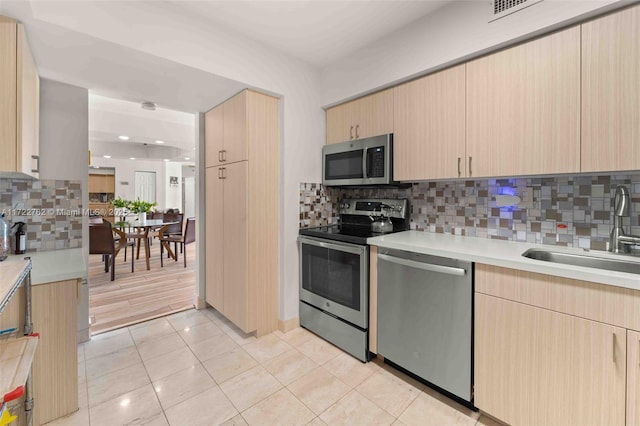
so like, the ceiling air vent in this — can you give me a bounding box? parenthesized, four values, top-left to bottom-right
(489, 0, 543, 22)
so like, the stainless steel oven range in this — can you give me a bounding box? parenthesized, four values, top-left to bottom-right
(298, 198, 409, 362)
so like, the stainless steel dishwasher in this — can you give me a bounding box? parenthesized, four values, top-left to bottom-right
(377, 248, 473, 404)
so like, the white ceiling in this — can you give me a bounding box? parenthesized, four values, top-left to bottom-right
(172, 1, 452, 67)
(88, 94, 196, 163)
(2, 0, 453, 162)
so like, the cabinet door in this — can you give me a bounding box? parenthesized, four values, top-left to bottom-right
(17, 23, 39, 178)
(582, 5, 640, 172)
(205, 167, 224, 311)
(351, 89, 393, 141)
(88, 174, 101, 193)
(629, 329, 640, 426)
(222, 161, 251, 332)
(394, 65, 466, 180)
(0, 16, 18, 173)
(326, 89, 393, 144)
(32, 280, 78, 426)
(205, 104, 224, 168)
(223, 91, 248, 164)
(475, 293, 626, 426)
(326, 101, 353, 144)
(466, 26, 580, 177)
(104, 174, 115, 193)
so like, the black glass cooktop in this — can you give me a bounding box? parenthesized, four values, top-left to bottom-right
(299, 224, 397, 245)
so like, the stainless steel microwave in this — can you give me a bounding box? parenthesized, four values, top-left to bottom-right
(322, 134, 393, 186)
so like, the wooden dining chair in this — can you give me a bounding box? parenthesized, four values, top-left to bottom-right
(158, 217, 195, 268)
(162, 213, 184, 255)
(89, 221, 134, 281)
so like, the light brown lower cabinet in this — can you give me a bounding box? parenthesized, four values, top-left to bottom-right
(475, 293, 626, 426)
(629, 330, 640, 426)
(32, 279, 79, 426)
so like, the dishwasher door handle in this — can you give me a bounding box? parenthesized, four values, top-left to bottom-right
(378, 254, 467, 276)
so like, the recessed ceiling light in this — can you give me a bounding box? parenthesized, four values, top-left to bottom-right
(129, 157, 136, 160)
(163, 159, 169, 162)
(141, 101, 157, 111)
(103, 155, 111, 159)
(155, 140, 164, 144)
(118, 135, 129, 140)
(184, 157, 190, 160)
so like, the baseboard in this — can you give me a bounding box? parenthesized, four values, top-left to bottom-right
(278, 316, 300, 333)
(194, 293, 207, 310)
(77, 327, 90, 344)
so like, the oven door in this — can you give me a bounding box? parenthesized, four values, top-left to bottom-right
(298, 236, 368, 329)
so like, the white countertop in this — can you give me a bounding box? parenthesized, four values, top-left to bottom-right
(0, 248, 86, 285)
(367, 231, 640, 292)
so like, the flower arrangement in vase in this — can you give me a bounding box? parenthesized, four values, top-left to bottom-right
(128, 199, 157, 222)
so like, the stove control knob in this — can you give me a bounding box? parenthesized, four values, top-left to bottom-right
(339, 202, 350, 210)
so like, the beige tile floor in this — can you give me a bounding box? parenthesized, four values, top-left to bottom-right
(46, 308, 501, 426)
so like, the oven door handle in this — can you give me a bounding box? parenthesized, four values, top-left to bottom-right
(378, 254, 467, 276)
(298, 237, 366, 255)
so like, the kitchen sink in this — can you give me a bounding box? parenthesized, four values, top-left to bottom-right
(522, 249, 640, 275)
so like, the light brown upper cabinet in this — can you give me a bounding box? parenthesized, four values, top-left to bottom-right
(0, 16, 40, 178)
(394, 64, 466, 181)
(204, 90, 279, 336)
(88, 174, 115, 194)
(326, 89, 393, 144)
(204, 104, 224, 168)
(205, 91, 248, 167)
(466, 26, 580, 178)
(582, 5, 640, 172)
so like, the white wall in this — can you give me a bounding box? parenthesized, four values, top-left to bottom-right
(91, 157, 168, 208)
(164, 161, 182, 211)
(26, 1, 325, 322)
(320, 0, 624, 106)
(38, 78, 90, 341)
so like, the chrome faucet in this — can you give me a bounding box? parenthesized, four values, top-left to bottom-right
(609, 185, 640, 253)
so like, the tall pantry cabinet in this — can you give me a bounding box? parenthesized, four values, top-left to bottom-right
(204, 90, 279, 336)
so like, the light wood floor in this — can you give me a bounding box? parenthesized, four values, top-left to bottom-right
(88, 239, 196, 335)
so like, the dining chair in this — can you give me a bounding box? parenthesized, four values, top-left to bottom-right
(162, 213, 184, 254)
(158, 217, 195, 268)
(89, 221, 134, 281)
(146, 211, 168, 247)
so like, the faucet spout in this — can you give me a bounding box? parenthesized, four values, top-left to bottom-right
(610, 185, 640, 253)
(613, 185, 630, 217)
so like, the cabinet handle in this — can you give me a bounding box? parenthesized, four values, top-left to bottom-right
(638, 339, 640, 366)
(31, 155, 39, 173)
(350, 126, 354, 140)
(218, 150, 223, 162)
(222, 150, 227, 162)
(612, 333, 616, 363)
(468, 156, 473, 177)
(355, 124, 360, 139)
(218, 168, 223, 179)
(222, 168, 226, 179)
(457, 157, 461, 177)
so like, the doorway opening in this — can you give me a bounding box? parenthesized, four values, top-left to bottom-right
(87, 93, 197, 335)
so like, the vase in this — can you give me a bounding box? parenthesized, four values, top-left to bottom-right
(138, 213, 146, 222)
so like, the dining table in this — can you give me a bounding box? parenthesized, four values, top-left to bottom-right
(115, 218, 179, 270)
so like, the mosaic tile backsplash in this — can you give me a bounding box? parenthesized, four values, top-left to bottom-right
(300, 173, 640, 252)
(0, 179, 83, 252)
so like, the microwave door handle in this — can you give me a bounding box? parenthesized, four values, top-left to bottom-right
(362, 148, 369, 179)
